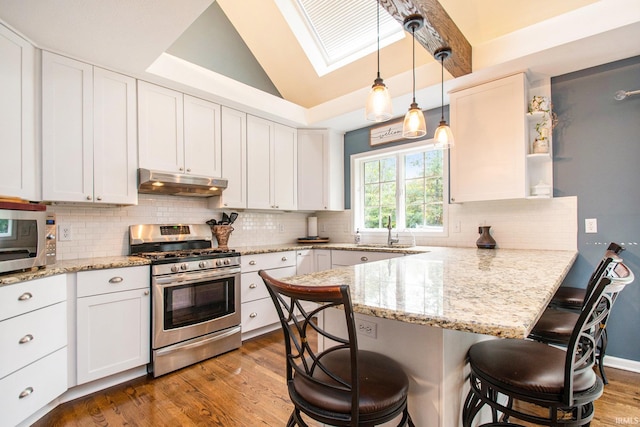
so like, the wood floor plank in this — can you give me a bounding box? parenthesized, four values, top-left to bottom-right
(33, 330, 638, 426)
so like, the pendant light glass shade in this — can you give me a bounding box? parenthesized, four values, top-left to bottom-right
(365, 2, 392, 122)
(402, 15, 426, 139)
(433, 47, 454, 149)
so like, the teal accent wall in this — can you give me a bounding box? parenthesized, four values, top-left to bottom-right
(167, 2, 281, 98)
(553, 55, 640, 361)
(343, 106, 446, 209)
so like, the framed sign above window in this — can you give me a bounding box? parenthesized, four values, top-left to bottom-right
(369, 118, 405, 146)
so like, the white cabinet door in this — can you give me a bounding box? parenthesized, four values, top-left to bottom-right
(273, 123, 297, 210)
(0, 25, 37, 200)
(76, 287, 150, 385)
(315, 249, 332, 272)
(449, 73, 527, 203)
(214, 106, 246, 209)
(296, 249, 315, 275)
(247, 115, 273, 209)
(42, 52, 94, 202)
(184, 95, 221, 177)
(137, 81, 184, 173)
(331, 250, 403, 267)
(297, 129, 344, 211)
(93, 68, 138, 204)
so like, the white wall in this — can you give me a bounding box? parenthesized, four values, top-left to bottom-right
(50, 195, 577, 260)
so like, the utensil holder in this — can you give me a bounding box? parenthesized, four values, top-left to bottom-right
(212, 225, 234, 250)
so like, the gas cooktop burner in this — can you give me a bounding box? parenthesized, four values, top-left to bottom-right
(136, 248, 236, 261)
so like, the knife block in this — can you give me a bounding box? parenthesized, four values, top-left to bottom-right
(212, 225, 234, 251)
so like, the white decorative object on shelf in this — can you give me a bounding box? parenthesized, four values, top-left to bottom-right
(531, 180, 551, 196)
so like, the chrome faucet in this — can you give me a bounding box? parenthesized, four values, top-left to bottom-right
(386, 216, 399, 246)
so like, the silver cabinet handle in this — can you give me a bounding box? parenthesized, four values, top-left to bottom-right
(86, 195, 92, 200)
(144, 290, 150, 296)
(19, 334, 34, 344)
(187, 168, 191, 172)
(281, 256, 288, 261)
(249, 260, 256, 265)
(19, 387, 34, 399)
(361, 256, 368, 262)
(451, 197, 455, 202)
(18, 292, 33, 301)
(249, 312, 258, 318)
(179, 167, 184, 172)
(109, 276, 124, 284)
(249, 283, 257, 289)
(97, 196, 102, 201)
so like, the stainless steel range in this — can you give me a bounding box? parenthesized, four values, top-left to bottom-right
(129, 224, 241, 377)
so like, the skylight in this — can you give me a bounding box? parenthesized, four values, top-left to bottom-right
(275, 0, 404, 77)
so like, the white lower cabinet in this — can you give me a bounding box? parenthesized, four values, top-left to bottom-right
(240, 251, 296, 338)
(0, 275, 67, 427)
(76, 266, 150, 385)
(331, 250, 403, 268)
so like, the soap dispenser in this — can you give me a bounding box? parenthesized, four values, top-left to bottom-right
(354, 229, 361, 244)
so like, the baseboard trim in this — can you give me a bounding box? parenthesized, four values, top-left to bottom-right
(603, 355, 640, 373)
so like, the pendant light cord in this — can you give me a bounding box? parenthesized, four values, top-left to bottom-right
(376, 2, 381, 80)
(440, 54, 444, 121)
(411, 26, 416, 103)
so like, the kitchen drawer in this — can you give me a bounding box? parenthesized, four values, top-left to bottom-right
(0, 275, 66, 321)
(241, 266, 297, 304)
(0, 301, 67, 379)
(0, 347, 67, 427)
(241, 251, 296, 273)
(77, 266, 150, 297)
(241, 298, 280, 333)
(330, 250, 403, 267)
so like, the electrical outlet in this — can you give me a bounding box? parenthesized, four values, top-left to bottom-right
(356, 319, 377, 339)
(278, 223, 285, 233)
(453, 220, 461, 233)
(585, 218, 598, 234)
(59, 225, 72, 241)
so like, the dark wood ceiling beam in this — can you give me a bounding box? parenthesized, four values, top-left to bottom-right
(380, 0, 472, 77)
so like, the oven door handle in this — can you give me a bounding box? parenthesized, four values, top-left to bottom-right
(153, 268, 240, 286)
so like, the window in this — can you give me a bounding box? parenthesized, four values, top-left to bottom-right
(352, 140, 448, 235)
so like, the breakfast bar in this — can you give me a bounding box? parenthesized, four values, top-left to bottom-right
(282, 247, 578, 426)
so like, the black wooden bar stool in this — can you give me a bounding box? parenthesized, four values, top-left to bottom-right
(259, 270, 415, 427)
(463, 270, 628, 426)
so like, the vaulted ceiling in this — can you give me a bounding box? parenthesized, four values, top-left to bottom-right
(0, 0, 639, 131)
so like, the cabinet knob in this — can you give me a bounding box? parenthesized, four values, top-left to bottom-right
(281, 256, 288, 261)
(275, 205, 279, 209)
(451, 197, 455, 202)
(86, 195, 92, 200)
(224, 203, 228, 207)
(249, 312, 258, 318)
(19, 334, 34, 344)
(109, 276, 124, 284)
(18, 292, 33, 301)
(187, 168, 191, 172)
(144, 290, 150, 296)
(97, 196, 102, 201)
(249, 260, 256, 265)
(249, 283, 257, 289)
(19, 387, 34, 399)
(361, 256, 368, 262)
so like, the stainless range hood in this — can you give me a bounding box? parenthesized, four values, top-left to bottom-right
(138, 168, 227, 197)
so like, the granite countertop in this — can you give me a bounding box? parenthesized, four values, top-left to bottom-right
(278, 247, 577, 339)
(235, 243, 431, 255)
(0, 256, 151, 286)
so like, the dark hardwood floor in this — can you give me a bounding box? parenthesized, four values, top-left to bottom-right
(34, 330, 640, 426)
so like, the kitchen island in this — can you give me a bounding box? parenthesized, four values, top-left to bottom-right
(281, 247, 577, 427)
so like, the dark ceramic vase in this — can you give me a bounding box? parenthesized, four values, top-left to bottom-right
(476, 226, 496, 249)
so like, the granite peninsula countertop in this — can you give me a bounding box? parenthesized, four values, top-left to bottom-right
(235, 243, 431, 255)
(0, 256, 151, 286)
(279, 247, 577, 339)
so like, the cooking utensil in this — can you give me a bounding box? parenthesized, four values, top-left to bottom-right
(229, 212, 238, 224)
(221, 213, 230, 225)
(206, 219, 217, 226)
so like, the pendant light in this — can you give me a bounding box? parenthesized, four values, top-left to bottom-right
(365, 1, 392, 122)
(402, 15, 426, 139)
(433, 47, 455, 148)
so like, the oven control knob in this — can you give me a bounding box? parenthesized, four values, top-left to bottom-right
(171, 265, 179, 273)
(216, 260, 223, 267)
(180, 263, 188, 271)
(199, 261, 207, 269)
(224, 259, 230, 265)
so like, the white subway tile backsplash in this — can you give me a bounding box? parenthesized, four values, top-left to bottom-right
(49, 194, 577, 260)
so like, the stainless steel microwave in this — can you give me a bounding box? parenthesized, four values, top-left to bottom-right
(0, 203, 56, 275)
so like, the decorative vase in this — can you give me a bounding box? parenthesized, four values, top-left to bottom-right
(212, 225, 234, 251)
(532, 138, 549, 154)
(476, 226, 496, 249)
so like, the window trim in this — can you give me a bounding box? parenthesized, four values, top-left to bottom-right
(351, 139, 449, 237)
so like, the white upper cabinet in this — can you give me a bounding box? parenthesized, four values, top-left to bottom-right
(0, 25, 37, 200)
(246, 115, 297, 210)
(297, 129, 344, 211)
(42, 51, 137, 204)
(137, 81, 221, 178)
(211, 106, 247, 209)
(449, 73, 530, 203)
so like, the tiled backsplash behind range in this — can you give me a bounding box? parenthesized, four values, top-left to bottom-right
(50, 195, 577, 260)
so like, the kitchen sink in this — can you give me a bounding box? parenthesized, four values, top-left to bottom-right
(356, 243, 415, 249)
